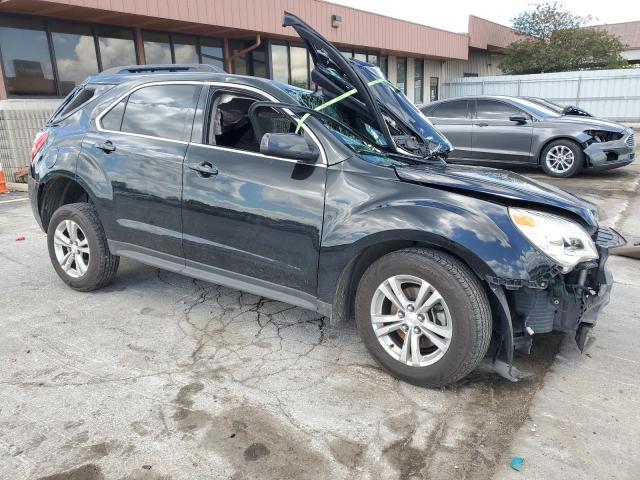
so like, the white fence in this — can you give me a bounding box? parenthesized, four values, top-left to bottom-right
(442, 68, 640, 121)
(0, 99, 60, 183)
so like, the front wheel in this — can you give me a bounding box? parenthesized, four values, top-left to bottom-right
(541, 140, 584, 178)
(355, 248, 492, 387)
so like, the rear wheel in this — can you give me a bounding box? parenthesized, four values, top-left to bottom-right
(355, 248, 492, 387)
(47, 203, 119, 291)
(541, 140, 584, 178)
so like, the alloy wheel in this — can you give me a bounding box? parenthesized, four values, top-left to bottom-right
(546, 145, 575, 174)
(370, 274, 452, 367)
(53, 219, 90, 278)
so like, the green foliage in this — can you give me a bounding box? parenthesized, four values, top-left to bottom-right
(512, 1, 590, 40)
(500, 2, 627, 74)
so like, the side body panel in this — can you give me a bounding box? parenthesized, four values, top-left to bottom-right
(471, 99, 534, 164)
(181, 143, 327, 294)
(78, 131, 187, 257)
(316, 157, 556, 304)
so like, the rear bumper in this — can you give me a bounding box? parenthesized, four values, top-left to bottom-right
(27, 174, 43, 231)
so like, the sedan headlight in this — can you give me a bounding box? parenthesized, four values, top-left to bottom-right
(509, 207, 598, 273)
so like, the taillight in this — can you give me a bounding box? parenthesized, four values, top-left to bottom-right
(31, 131, 48, 163)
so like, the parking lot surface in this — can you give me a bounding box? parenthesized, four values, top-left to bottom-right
(1, 160, 639, 480)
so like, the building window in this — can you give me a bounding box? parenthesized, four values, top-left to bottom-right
(340, 49, 353, 58)
(430, 77, 439, 102)
(269, 42, 313, 89)
(142, 31, 226, 70)
(270, 43, 289, 83)
(142, 31, 172, 64)
(396, 57, 407, 94)
(200, 37, 224, 70)
(379, 55, 388, 77)
(414, 58, 424, 104)
(354, 51, 367, 62)
(172, 35, 198, 64)
(96, 26, 136, 71)
(0, 16, 56, 96)
(367, 53, 378, 67)
(290, 45, 309, 88)
(251, 45, 268, 78)
(49, 21, 99, 96)
(228, 40, 268, 77)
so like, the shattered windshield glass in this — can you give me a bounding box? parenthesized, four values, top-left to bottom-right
(281, 83, 386, 152)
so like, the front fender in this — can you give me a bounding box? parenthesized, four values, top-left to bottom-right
(317, 163, 556, 304)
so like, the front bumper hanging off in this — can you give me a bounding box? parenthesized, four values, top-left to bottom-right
(489, 225, 625, 382)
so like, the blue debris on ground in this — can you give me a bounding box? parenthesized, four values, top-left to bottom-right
(511, 457, 525, 472)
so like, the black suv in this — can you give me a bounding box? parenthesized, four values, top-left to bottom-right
(28, 13, 623, 387)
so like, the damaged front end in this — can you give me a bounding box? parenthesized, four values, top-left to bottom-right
(583, 128, 635, 170)
(490, 225, 625, 381)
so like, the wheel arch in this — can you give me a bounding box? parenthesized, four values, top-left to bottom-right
(328, 231, 493, 324)
(38, 173, 95, 231)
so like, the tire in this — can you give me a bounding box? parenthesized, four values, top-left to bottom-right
(355, 248, 491, 387)
(540, 139, 584, 178)
(47, 203, 119, 291)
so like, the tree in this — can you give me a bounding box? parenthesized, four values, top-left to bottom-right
(500, 2, 627, 74)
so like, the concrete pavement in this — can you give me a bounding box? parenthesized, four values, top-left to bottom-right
(1, 159, 639, 480)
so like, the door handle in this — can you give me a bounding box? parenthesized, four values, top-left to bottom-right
(475, 122, 489, 127)
(189, 162, 218, 177)
(95, 140, 116, 153)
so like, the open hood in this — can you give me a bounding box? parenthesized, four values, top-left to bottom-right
(283, 12, 451, 158)
(395, 164, 599, 229)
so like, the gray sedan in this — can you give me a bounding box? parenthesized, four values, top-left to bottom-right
(420, 95, 635, 177)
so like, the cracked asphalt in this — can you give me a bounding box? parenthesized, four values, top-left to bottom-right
(1, 158, 639, 480)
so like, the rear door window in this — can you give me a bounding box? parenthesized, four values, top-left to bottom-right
(101, 83, 201, 142)
(475, 99, 523, 120)
(430, 100, 469, 119)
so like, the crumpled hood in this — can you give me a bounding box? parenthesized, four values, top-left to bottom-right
(395, 163, 599, 229)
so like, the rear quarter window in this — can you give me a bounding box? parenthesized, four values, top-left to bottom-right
(48, 84, 114, 124)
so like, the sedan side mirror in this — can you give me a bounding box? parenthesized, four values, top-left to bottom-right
(509, 114, 529, 124)
(260, 133, 320, 163)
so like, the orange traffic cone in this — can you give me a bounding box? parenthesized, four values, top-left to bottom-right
(0, 162, 8, 194)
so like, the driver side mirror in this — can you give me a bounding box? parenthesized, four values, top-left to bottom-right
(509, 114, 529, 124)
(260, 133, 320, 163)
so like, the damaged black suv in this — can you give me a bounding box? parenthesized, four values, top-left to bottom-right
(28, 13, 624, 387)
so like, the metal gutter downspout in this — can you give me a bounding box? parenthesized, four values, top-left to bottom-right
(225, 35, 262, 73)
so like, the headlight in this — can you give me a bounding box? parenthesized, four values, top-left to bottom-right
(509, 208, 598, 273)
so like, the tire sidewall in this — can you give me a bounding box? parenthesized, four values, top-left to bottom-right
(355, 252, 483, 386)
(541, 140, 584, 178)
(47, 206, 103, 289)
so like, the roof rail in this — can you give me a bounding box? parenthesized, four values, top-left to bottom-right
(99, 64, 224, 75)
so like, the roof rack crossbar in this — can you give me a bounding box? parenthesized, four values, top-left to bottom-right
(99, 64, 224, 75)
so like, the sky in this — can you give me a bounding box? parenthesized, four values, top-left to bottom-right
(328, 0, 640, 33)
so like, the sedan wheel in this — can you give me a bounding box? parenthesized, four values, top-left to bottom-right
(541, 140, 584, 178)
(53, 219, 90, 278)
(545, 145, 575, 175)
(371, 275, 452, 367)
